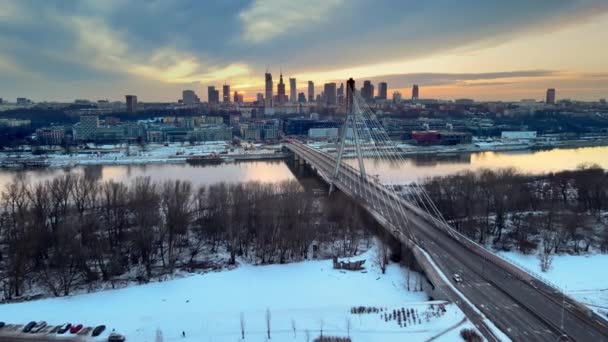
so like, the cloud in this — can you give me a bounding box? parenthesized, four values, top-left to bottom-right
(239, 0, 343, 44)
(362, 70, 559, 88)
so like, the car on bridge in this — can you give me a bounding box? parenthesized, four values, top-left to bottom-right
(452, 273, 462, 283)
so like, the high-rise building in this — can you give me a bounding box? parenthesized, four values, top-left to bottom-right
(256, 93, 264, 103)
(361, 81, 374, 101)
(392, 91, 402, 102)
(207, 86, 220, 104)
(289, 78, 296, 104)
(277, 73, 287, 105)
(233, 91, 244, 104)
(546, 88, 556, 104)
(412, 84, 419, 101)
(223, 84, 231, 103)
(182, 90, 199, 105)
(337, 83, 345, 106)
(265, 73, 273, 107)
(378, 82, 388, 100)
(308, 81, 314, 102)
(297, 92, 307, 103)
(324, 83, 337, 106)
(346, 78, 355, 114)
(125, 95, 138, 113)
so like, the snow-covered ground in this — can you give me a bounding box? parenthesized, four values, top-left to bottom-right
(498, 251, 608, 317)
(1, 247, 473, 341)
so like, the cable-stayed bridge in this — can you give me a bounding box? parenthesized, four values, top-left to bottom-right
(285, 79, 608, 341)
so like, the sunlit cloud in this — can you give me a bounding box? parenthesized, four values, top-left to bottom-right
(239, 0, 343, 44)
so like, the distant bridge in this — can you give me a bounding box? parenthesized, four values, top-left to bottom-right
(284, 80, 608, 342)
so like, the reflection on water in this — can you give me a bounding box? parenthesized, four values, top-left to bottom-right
(0, 146, 607, 188)
(344, 146, 608, 183)
(0, 160, 295, 188)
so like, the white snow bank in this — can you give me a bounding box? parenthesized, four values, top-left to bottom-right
(1, 247, 470, 341)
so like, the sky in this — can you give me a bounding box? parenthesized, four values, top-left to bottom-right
(0, 0, 607, 102)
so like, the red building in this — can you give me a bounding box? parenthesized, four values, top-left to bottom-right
(411, 130, 441, 144)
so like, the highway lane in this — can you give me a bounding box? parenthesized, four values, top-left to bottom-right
(288, 142, 608, 342)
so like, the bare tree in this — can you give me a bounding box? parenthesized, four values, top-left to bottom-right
(240, 312, 245, 340)
(266, 308, 272, 339)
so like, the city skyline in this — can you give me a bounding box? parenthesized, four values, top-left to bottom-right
(0, 1, 607, 102)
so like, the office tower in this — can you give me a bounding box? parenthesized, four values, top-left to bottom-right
(207, 86, 220, 104)
(546, 88, 556, 104)
(256, 93, 264, 103)
(234, 91, 243, 103)
(337, 83, 344, 106)
(378, 82, 388, 100)
(297, 92, 307, 103)
(182, 90, 199, 105)
(392, 91, 402, 102)
(125, 95, 138, 113)
(277, 73, 286, 105)
(289, 78, 296, 104)
(324, 82, 337, 106)
(265, 72, 273, 107)
(361, 80, 374, 101)
(412, 84, 419, 100)
(223, 84, 231, 103)
(308, 81, 314, 102)
(346, 78, 355, 114)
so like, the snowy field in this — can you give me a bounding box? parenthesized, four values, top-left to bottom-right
(499, 251, 608, 317)
(1, 247, 472, 341)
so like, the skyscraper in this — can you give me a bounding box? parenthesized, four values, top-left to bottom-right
(297, 92, 307, 103)
(256, 93, 264, 103)
(223, 84, 231, 103)
(182, 90, 199, 105)
(265, 72, 273, 107)
(125, 95, 138, 113)
(308, 81, 314, 102)
(346, 78, 355, 114)
(546, 88, 556, 104)
(412, 84, 419, 101)
(277, 73, 286, 105)
(337, 83, 344, 106)
(361, 81, 374, 101)
(378, 82, 388, 100)
(324, 83, 337, 106)
(289, 78, 296, 104)
(207, 86, 220, 104)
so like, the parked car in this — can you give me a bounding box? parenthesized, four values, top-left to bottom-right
(78, 326, 94, 335)
(70, 324, 83, 334)
(92, 325, 106, 337)
(31, 321, 47, 333)
(22, 321, 37, 333)
(49, 325, 62, 333)
(0, 322, 5, 329)
(108, 332, 126, 342)
(57, 323, 71, 334)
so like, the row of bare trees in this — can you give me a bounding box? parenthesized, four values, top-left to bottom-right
(421, 165, 608, 254)
(0, 174, 369, 300)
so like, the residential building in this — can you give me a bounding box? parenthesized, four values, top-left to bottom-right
(36, 126, 65, 145)
(297, 92, 307, 103)
(393, 91, 402, 102)
(76, 115, 99, 140)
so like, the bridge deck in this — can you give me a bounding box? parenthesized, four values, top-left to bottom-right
(287, 141, 608, 342)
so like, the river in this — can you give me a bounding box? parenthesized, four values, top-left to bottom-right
(1, 146, 607, 188)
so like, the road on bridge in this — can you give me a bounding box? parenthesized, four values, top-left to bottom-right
(287, 141, 608, 342)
